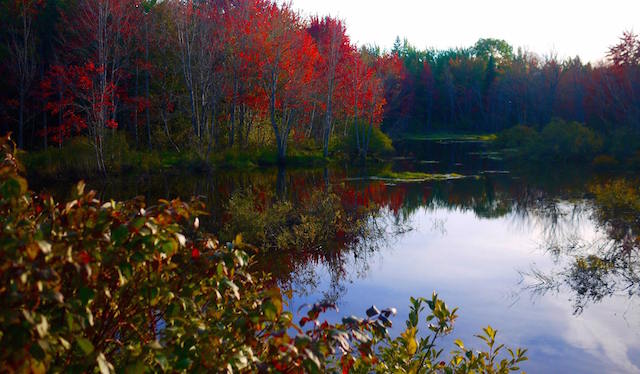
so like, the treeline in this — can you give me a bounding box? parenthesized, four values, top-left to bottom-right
(2, 0, 640, 171)
(384, 34, 640, 139)
(0, 0, 402, 171)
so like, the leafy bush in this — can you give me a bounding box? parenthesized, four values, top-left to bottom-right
(340, 124, 395, 159)
(224, 188, 354, 251)
(495, 125, 539, 150)
(604, 127, 640, 168)
(497, 120, 603, 161)
(590, 179, 640, 228)
(0, 134, 527, 372)
(536, 119, 603, 161)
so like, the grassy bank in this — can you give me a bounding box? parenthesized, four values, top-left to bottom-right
(22, 130, 401, 180)
(212, 144, 330, 169)
(22, 140, 202, 180)
(22, 141, 337, 180)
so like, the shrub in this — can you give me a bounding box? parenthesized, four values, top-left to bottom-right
(535, 119, 603, 161)
(608, 128, 640, 161)
(0, 134, 527, 372)
(495, 125, 539, 150)
(224, 188, 354, 251)
(590, 179, 640, 227)
(497, 120, 603, 161)
(340, 124, 395, 158)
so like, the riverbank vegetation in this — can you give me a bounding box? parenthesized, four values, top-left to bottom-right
(494, 119, 640, 167)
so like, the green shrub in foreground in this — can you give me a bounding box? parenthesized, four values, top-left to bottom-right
(0, 135, 526, 373)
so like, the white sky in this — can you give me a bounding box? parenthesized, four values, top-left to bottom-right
(290, 0, 640, 63)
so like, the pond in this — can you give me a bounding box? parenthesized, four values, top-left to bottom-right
(34, 139, 640, 373)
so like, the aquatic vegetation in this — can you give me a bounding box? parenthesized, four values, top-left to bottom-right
(373, 170, 466, 182)
(495, 120, 604, 162)
(402, 132, 498, 142)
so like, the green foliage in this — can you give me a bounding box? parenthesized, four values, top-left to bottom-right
(0, 134, 528, 372)
(472, 38, 514, 64)
(349, 294, 528, 373)
(212, 143, 328, 169)
(340, 124, 395, 159)
(590, 179, 640, 226)
(283, 141, 329, 166)
(495, 125, 539, 150)
(607, 128, 640, 165)
(22, 134, 173, 177)
(536, 120, 603, 160)
(497, 120, 603, 161)
(224, 188, 353, 251)
(23, 137, 96, 176)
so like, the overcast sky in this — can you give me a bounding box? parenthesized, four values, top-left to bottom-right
(289, 0, 640, 63)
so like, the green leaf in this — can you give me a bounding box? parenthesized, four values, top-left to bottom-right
(30, 342, 46, 360)
(263, 300, 278, 321)
(112, 225, 129, 244)
(78, 287, 95, 305)
(132, 217, 146, 230)
(76, 337, 94, 355)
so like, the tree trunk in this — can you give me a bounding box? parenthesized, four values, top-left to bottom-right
(322, 92, 332, 158)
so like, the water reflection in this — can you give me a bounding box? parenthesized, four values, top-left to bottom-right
(29, 140, 640, 373)
(521, 179, 640, 315)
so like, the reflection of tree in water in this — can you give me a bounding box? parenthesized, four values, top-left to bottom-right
(293, 192, 414, 305)
(38, 160, 636, 311)
(312, 206, 412, 306)
(221, 167, 413, 304)
(521, 179, 640, 314)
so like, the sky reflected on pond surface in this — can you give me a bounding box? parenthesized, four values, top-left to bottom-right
(289, 203, 640, 373)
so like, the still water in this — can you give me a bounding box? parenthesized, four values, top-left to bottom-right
(36, 139, 640, 373)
